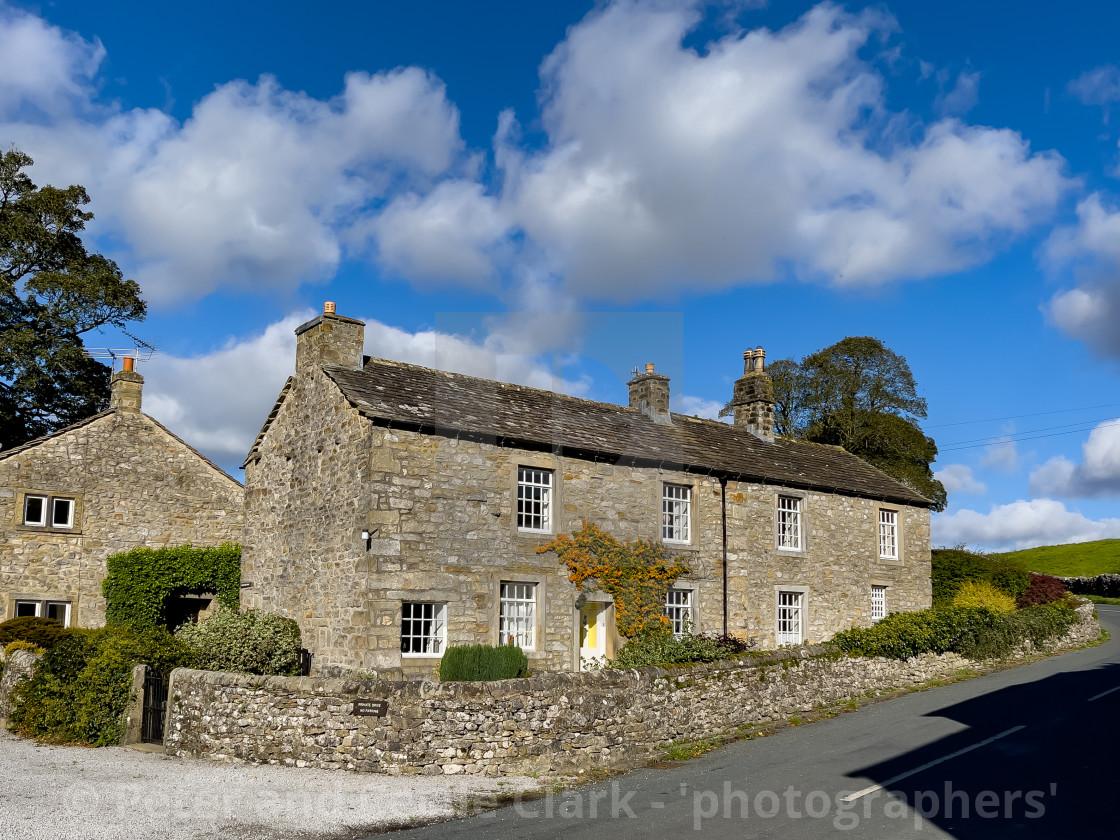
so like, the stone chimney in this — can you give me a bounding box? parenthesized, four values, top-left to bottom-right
(731, 347, 775, 442)
(109, 356, 143, 414)
(627, 362, 672, 425)
(295, 302, 365, 375)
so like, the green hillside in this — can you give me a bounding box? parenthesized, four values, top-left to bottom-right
(994, 539, 1120, 577)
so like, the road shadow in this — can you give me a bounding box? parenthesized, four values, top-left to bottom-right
(846, 651, 1120, 837)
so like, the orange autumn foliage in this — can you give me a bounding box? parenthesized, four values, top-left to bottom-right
(536, 520, 690, 638)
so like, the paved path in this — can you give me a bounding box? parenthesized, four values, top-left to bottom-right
(385, 607, 1120, 839)
(0, 728, 539, 840)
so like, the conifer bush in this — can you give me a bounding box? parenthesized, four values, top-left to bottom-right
(0, 616, 70, 650)
(439, 643, 528, 681)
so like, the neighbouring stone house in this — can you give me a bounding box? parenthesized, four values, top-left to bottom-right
(0, 361, 244, 628)
(241, 303, 934, 678)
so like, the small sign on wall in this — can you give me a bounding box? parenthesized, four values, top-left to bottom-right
(352, 699, 388, 717)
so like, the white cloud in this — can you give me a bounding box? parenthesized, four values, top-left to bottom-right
(479, 1, 1070, 299)
(0, 1, 1073, 307)
(933, 499, 1120, 551)
(1069, 65, 1120, 106)
(369, 180, 509, 286)
(979, 439, 1021, 473)
(935, 70, 980, 116)
(1045, 194, 1120, 358)
(934, 464, 986, 496)
(142, 311, 589, 470)
(0, 5, 466, 304)
(1029, 419, 1120, 497)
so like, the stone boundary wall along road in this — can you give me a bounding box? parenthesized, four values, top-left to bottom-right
(165, 605, 1099, 777)
(1059, 574, 1120, 598)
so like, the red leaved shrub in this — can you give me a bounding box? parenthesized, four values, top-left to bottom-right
(1017, 573, 1068, 608)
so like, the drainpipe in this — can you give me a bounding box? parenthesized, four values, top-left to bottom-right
(720, 476, 728, 637)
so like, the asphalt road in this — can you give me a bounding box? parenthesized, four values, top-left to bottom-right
(378, 606, 1120, 839)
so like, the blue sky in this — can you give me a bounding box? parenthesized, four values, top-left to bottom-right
(3, 0, 1119, 550)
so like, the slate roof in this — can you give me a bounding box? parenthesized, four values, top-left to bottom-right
(317, 358, 933, 508)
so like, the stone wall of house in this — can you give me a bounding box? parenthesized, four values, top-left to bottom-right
(0, 649, 42, 719)
(0, 411, 244, 627)
(244, 392, 931, 675)
(165, 604, 1097, 776)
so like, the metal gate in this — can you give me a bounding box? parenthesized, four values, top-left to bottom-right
(141, 668, 167, 745)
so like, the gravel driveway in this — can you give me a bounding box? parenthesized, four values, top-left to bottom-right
(0, 728, 541, 839)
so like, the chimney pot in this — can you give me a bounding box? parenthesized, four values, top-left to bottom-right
(731, 346, 774, 441)
(295, 304, 365, 374)
(627, 363, 671, 424)
(122, 356, 135, 372)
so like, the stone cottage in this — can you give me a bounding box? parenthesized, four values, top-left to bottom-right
(0, 361, 244, 628)
(241, 304, 934, 677)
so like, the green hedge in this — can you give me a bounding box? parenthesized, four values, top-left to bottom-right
(0, 616, 71, 650)
(8, 625, 196, 746)
(175, 609, 302, 676)
(439, 644, 528, 681)
(831, 602, 1078, 661)
(931, 548, 1031, 604)
(102, 543, 241, 628)
(610, 633, 750, 668)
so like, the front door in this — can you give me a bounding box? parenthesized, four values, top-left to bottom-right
(579, 601, 606, 669)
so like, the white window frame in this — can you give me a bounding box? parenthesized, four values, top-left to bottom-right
(50, 497, 75, 529)
(400, 602, 446, 657)
(22, 495, 47, 527)
(516, 467, 553, 533)
(14, 600, 42, 619)
(776, 590, 804, 646)
(879, 509, 898, 560)
(45, 601, 71, 627)
(871, 585, 887, 623)
(665, 588, 693, 637)
(662, 483, 691, 543)
(499, 582, 537, 650)
(776, 495, 802, 551)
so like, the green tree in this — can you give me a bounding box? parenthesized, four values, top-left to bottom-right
(0, 148, 146, 448)
(723, 337, 947, 510)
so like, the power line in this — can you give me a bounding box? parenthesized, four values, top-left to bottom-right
(927, 401, 1120, 429)
(939, 415, 1120, 448)
(939, 417, 1120, 452)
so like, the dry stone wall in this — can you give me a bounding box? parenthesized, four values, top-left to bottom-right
(0, 649, 42, 719)
(165, 605, 1098, 777)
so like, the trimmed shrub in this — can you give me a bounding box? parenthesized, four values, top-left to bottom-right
(609, 632, 752, 668)
(102, 543, 241, 628)
(9, 625, 195, 746)
(956, 603, 1078, 660)
(439, 644, 528, 681)
(175, 609, 302, 676)
(931, 548, 1030, 604)
(5, 640, 45, 656)
(952, 580, 1016, 613)
(1017, 573, 1068, 608)
(0, 616, 70, 650)
(832, 607, 999, 660)
(832, 602, 1079, 661)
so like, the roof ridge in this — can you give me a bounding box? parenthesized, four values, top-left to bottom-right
(327, 357, 650, 418)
